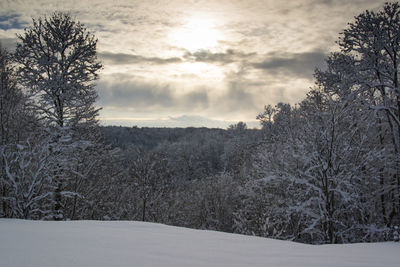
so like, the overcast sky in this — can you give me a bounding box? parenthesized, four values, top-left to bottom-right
(0, 0, 388, 128)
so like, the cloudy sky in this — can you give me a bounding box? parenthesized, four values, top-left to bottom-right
(0, 0, 388, 128)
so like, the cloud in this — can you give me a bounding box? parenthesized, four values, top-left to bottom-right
(182, 90, 209, 109)
(98, 79, 174, 109)
(1, 0, 390, 128)
(99, 52, 182, 65)
(0, 37, 18, 51)
(251, 50, 327, 79)
(100, 49, 257, 67)
(183, 49, 257, 64)
(224, 81, 257, 111)
(0, 14, 25, 30)
(97, 77, 208, 111)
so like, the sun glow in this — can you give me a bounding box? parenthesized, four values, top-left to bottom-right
(169, 15, 222, 52)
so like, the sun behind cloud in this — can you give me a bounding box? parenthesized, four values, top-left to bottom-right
(169, 14, 223, 52)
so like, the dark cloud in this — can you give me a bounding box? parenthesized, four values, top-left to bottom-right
(223, 81, 257, 111)
(97, 78, 208, 111)
(184, 49, 257, 64)
(0, 14, 25, 30)
(183, 90, 209, 109)
(98, 79, 174, 108)
(100, 49, 257, 66)
(251, 50, 326, 79)
(99, 52, 182, 65)
(308, 0, 381, 7)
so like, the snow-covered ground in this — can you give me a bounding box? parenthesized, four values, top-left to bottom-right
(0, 219, 398, 267)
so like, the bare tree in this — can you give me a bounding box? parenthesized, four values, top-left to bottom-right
(0, 44, 33, 217)
(1, 138, 53, 219)
(129, 149, 171, 222)
(337, 2, 400, 227)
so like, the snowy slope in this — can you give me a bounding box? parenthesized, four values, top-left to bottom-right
(0, 219, 398, 267)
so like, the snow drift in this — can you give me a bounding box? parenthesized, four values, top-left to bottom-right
(0, 219, 398, 267)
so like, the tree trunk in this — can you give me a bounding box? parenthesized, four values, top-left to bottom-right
(142, 198, 146, 222)
(54, 182, 63, 221)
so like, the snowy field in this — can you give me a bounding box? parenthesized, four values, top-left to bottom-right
(0, 219, 398, 267)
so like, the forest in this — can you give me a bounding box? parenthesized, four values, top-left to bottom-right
(1, 2, 400, 244)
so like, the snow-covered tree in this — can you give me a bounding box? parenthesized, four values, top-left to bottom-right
(228, 121, 247, 133)
(243, 87, 379, 243)
(14, 12, 102, 128)
(1, 138, 53, 219)
(256, 104, 276, 138)
(338, 2, 400, 226)
(129, 149, 171, 222)
(0, 44, 35, 217)
(0, 44, 23, 145)
(14, 12, 102, 220)
(238, 2, 400, 243)
(315, 51, 395, 233)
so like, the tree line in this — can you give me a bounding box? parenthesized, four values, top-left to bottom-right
(1, 3, 400, 244)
